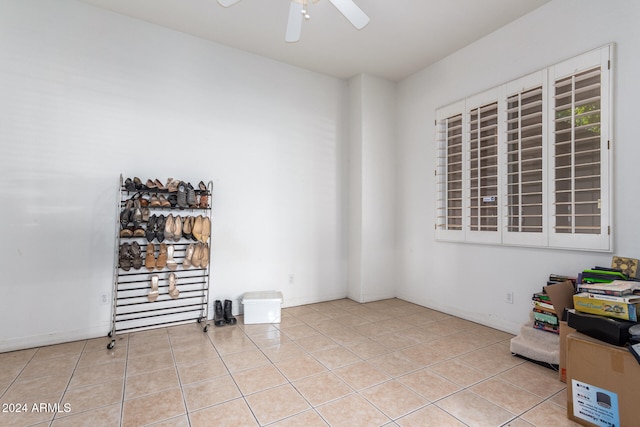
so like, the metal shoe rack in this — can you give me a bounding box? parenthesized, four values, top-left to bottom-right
(107, 175, 212, 349)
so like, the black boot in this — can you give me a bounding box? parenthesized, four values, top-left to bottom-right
(224, 299, 237, 325)
(214, 300, 225, 327)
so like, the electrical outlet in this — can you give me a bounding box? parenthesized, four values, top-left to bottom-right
(505, 291, 514, 304)
(100, 293, 109, 305)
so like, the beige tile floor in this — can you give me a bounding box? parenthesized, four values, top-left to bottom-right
(0, 298, 581, 427)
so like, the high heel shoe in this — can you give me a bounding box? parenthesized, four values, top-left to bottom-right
(201, 217, 211, 243)
(154, 178, 166, 190)
(166, 245, 177, 271)
(164, 214, 174, 241)
(192, 215, 203, 242)
(148, 275, 159, 302)
(183, 243, 194, 269)
(198, 181, 207, 191)
(168, 272, 179, 299)
(146, 215, 157, 242)
(173, 215, 182, 241)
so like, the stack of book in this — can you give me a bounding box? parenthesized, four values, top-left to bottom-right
(575, 280, 640, 321)
(531, 274, 577, 334)
(532, 291, 558, 333)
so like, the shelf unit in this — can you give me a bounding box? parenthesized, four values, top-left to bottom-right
(108, 175, 212, 349)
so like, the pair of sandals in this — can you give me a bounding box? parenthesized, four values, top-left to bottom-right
(119, 242, 142, 271)
(145, 243, 168, 270)
(148, 273, 179, 302)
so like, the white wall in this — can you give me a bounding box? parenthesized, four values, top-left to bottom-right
(347, 74, 396, 302)
(396, 0, 640, 334)
(0, 0, 349, 352)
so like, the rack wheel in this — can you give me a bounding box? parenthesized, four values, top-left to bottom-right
(203, 325, 209, 332)
(107, 340, 115, 350)
(108, 331, 113, 337)
(197, 317, 202, 323)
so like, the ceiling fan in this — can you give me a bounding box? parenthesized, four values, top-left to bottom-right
(217, 0, 370, 43)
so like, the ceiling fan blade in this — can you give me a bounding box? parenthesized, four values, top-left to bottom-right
(327, 0, 370, 30)
(285, 1, 303, 43)
(217, 0, 241, 7)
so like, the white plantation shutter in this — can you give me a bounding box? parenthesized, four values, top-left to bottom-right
(503, 71, 548, 246)
(549, 46, 611, 251)
(466, 90, 501, 244)
(434, 45, 612, 251)
(435, 102, 465, 241)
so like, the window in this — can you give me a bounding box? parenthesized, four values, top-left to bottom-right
(435, 45, 612, 251)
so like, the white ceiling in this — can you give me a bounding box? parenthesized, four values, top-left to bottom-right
(78, 0, 551, 81)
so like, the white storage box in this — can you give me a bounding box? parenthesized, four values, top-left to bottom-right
(241, 291, 283, 324)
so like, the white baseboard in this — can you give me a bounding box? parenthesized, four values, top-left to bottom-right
(0, 322, 111, 353)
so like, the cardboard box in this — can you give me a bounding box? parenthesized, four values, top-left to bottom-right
(573, 292, 639, 321)
(559, 320, 576, 383)
(566, 332, 640, 427)
(544, 280, 576, 382)
(241, 291, 283, 324)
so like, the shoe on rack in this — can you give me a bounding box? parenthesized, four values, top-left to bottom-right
(199, 193, 208, 209)
(120, 227, 134, 238)
(192, 215, 203, 242)
(182, 216, 193, 240)
(182, 243, 194, 269)
(187, 183, 197, 207)
(158, 195, 171, 207)
(198, 181, 207, 191)
(133, 177, 146, 190)
(148, 275, 159, 302)
(145, 243, 156, 270)
(167, 194, 178, 207)
(191, 242, 202, 269)
(133, 227, 145, 238)
(214, 300, 225, 327)
(224, 300, 237, 325)
(132, 200, 142, 227)
(149, 195, 161, 207)
(146, 215, 157, 242)
(131, 242, 143, 270)
(157, 243, 168, 269)
(167, 178, 179, 193)
(177, 181, 187, 209)
(146, 179, 157, 189)
(201, 243, 209, 268)
(124, 178, 136, 192)
(173, 215, 182, 241)
(154, 178, 166, 190)
(201, 217, 211, 243)
(168, 272, 179, 299)
(166, 245, 177, 271)
(155, 215, 166, 242)
(120, 199, 133, 229)
(141, 207, 150, 222)
(119, 243, 132, 271)
(164, 214, 174, 241)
